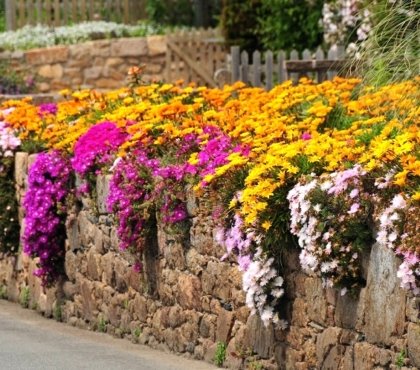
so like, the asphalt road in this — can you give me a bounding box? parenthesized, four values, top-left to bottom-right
(0, 300, 217, 370)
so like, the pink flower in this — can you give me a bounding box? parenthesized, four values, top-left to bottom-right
(301, 132, 312, 140)
(348, 203, 360, 214)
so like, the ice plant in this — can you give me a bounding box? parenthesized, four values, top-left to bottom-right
(216, 214, 285, 327)
(288, 166, 373, 292)
(23, 151, 71, 286)
(72, 121, 127, 177)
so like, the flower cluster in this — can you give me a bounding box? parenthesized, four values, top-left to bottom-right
(0, 118, 21, 158)
(322, 0, 373, 53)
(377, 194, 419, 294)
(216, 213, 285, 327)
(288, 166, 373, 292)
(2, 75, 418, 322)
(107, 149, 155, 252)
(0, 21, 165, 51)
(72, 121, 127, 177)
(23, 151, 71, 286)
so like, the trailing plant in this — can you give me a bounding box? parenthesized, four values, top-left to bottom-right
(23, 151, 72, 286)
(3, 76, 418, 327)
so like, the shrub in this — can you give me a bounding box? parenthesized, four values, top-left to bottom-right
(221, 0, 263, 51)
(258, 0, 324, 52)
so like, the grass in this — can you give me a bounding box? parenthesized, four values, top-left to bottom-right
(19, 286, 30, 308)
(0, 285, 7, 299)
(352, 0, 419, 86)
(214, 341, 227, 367)
(98, 316, 107, 333)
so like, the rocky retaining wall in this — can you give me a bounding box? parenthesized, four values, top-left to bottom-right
(0, 36, 166, 93)
(0, 152, 419, 370)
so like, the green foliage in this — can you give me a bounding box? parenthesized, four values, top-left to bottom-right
(98, 316, 107, 333)
(20, 286, 30, 308)
(214, 341, 227, 367)
(133, 327, 142, 338)
(396, 349, 406, 368)
(53, 303, 62, 321)
(0, 157, 20, 255)
(221, 0, 263, 51)
(258, 0, 323, 52)
(0, 285, 7, 299)
(146, 0, 221, 27)
(221, 0, 324, 52)
(146, 0, 193, 26)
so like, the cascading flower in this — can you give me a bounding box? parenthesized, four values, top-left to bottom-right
(216, 213, 286, 328)
(376, 194, 419, 294)
(23, 151, 71, 286)
(288, 165, 373, 292)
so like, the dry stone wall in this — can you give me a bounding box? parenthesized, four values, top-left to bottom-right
(0, 36, 166, 93)
(0, 152, 419, 370)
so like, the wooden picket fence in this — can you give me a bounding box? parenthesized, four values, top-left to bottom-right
(5, 0, 146, 30)
(228, 45, 349, 89)
(165, 29, 227, 88)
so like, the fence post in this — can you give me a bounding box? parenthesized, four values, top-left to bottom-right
(5, 0, 16, 30)
(265, 50, 273, 90)
(240, 50, 249, 84)
(231, 46, 240, 83)
(252, 50, 261, 87)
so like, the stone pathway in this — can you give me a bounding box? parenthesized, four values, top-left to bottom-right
(0, 300, 217, 370)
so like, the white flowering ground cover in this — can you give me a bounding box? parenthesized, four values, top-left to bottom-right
(0, 21, 165, 51)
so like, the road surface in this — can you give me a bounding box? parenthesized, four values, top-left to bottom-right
(0, 300, 217, 370)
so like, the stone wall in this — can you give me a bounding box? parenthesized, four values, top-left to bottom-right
(0, 152, 419, 370)
(0, 36, 166, 93)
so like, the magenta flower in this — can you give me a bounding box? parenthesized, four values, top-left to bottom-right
(23, 151, 71, 286)
(301, 132, 312, 140)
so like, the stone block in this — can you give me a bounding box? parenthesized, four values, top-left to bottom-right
(335, 292, 359, 329)
(80, 279, 95, 321)
(38, 64, 64, 79)
(305, 276, 327, 325)
(147, 35, 166, 56)
(69, 43, 92, 59)
(245, 314, 275, 359)
(110, 38, 148, 57)
(90, 40, 111, 57)
(354, 342, 377, 370)
(25, 46, 69, 65)
(84, 66, 102, 80)
(364, 243, 406, 345)
(101, 252, 115, 285)
(105, 57, 124, 67)
(407, 323, 420, 367)
(96, 175, 112, 214)
(199, 313, 216, 339)
(14, 152, 28, 188)
(316, 327, 343, 369)
(216, 309, 234, 343)
(134, 293, 148, 322)
(177, 273, 202, 310)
